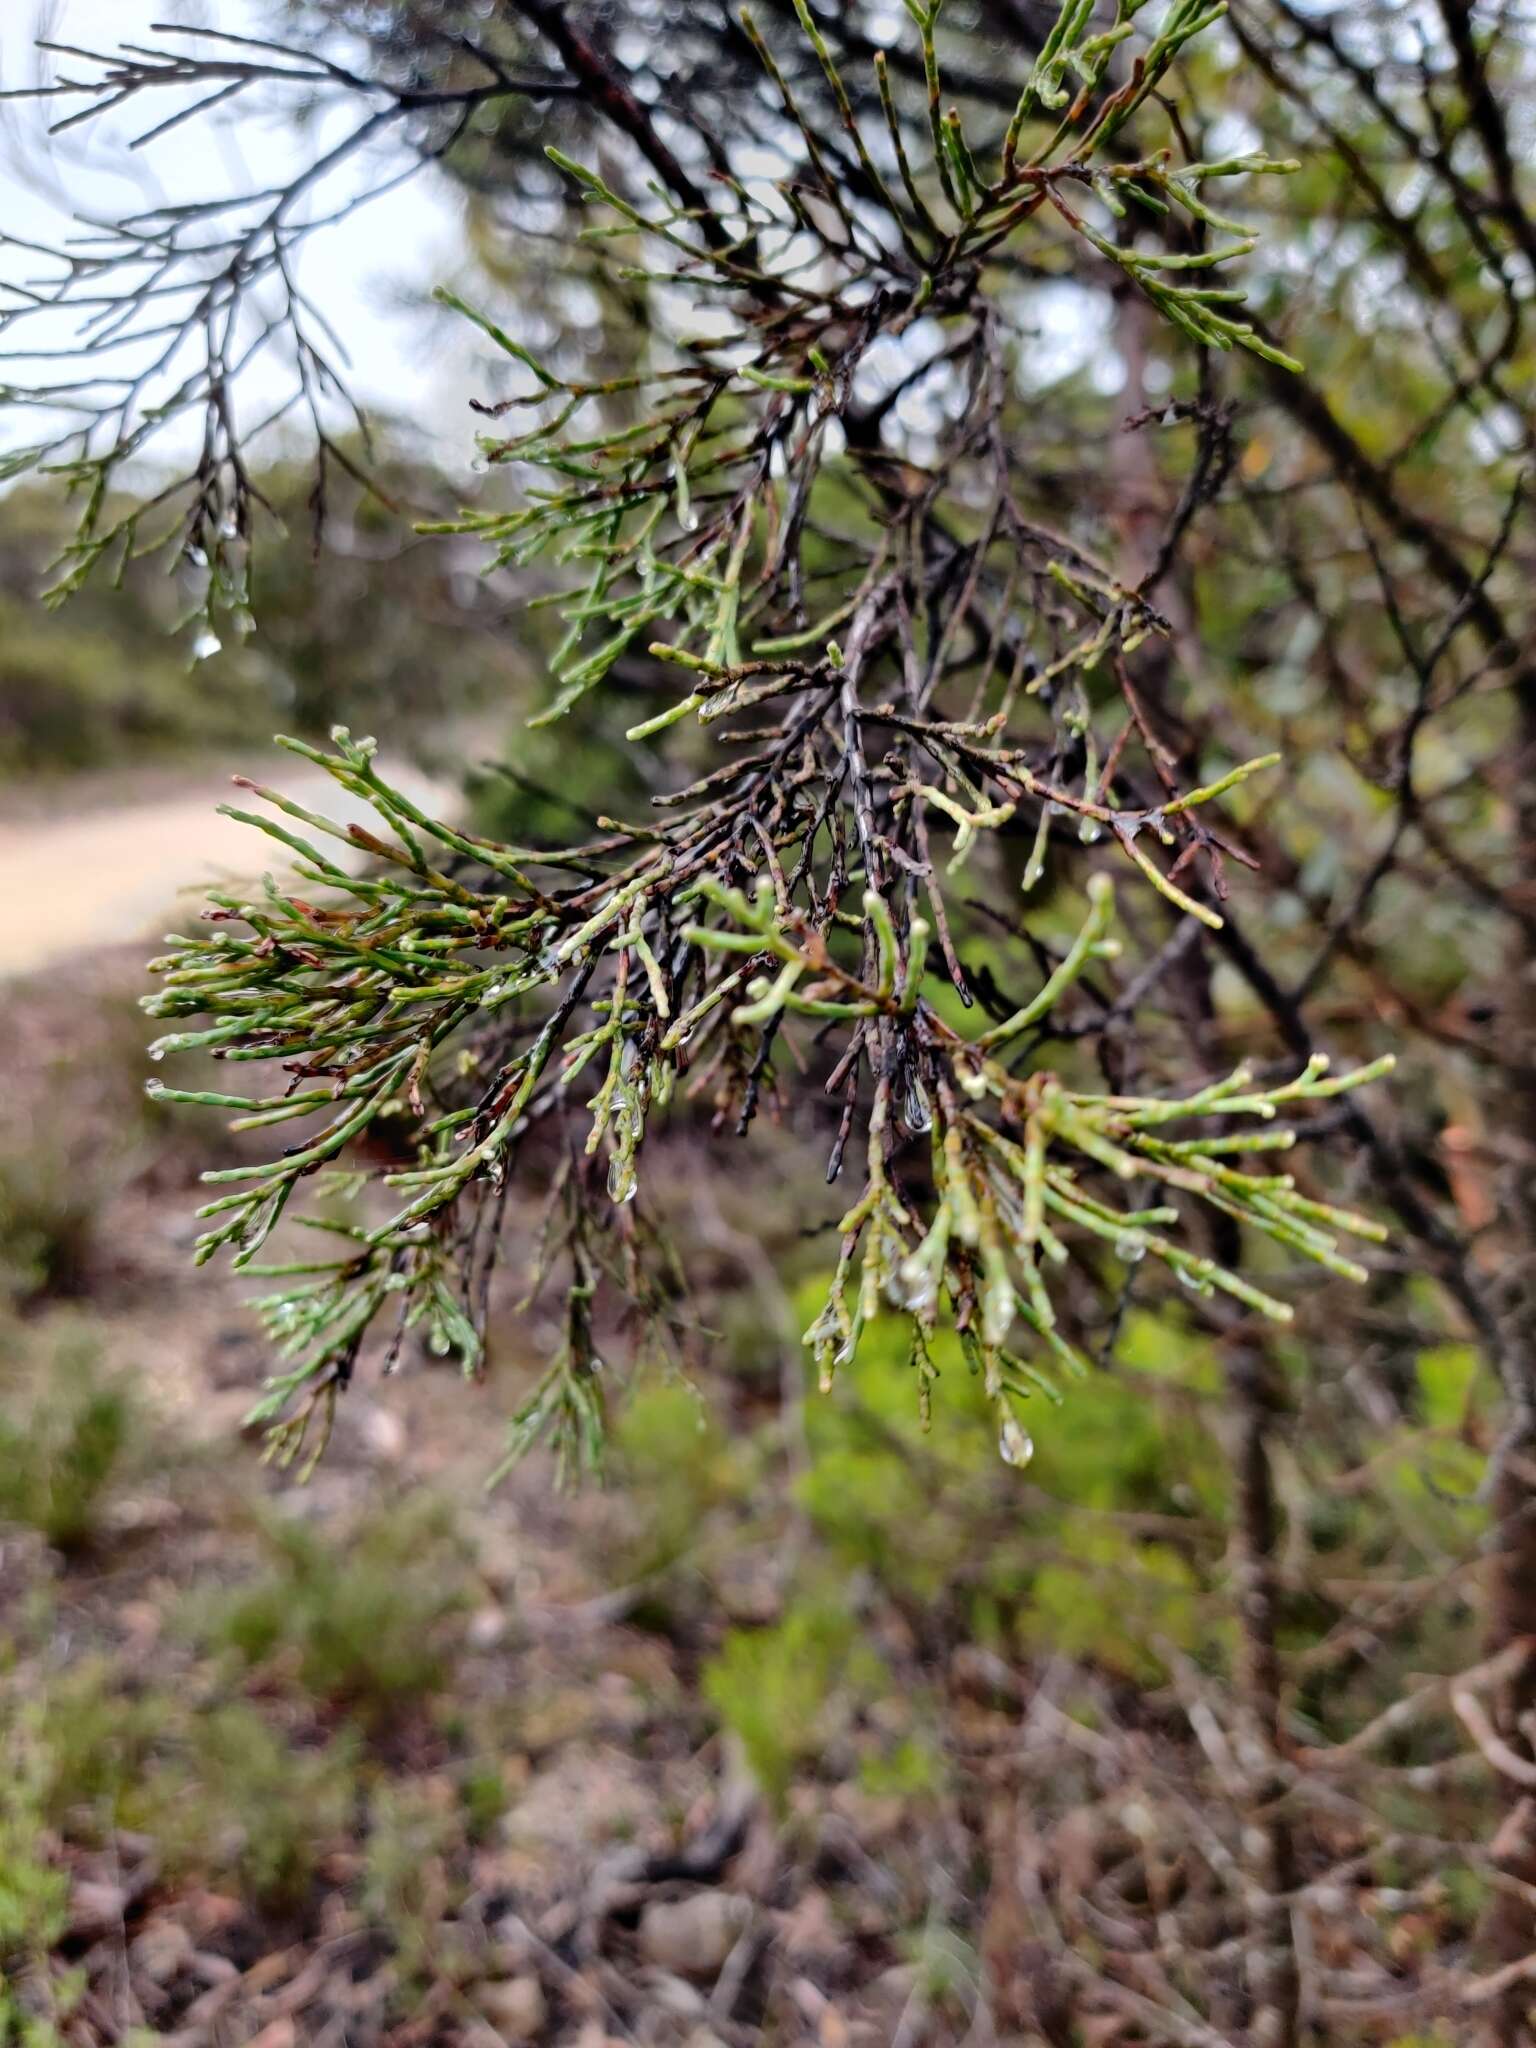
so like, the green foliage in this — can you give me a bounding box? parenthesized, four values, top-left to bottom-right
(791, 1293, 1227, 1679)
(97, 0, 1398, 1489)
(0, 594, 233, 777)
(0, 461, 509, 778)
(858, 1736, 944, 1803)
(361, 1779, 464, 1986)
(457, 1761, 511, 1845)
(1033, 1305, 1225, 1514)
(140, 725, 1389, 1481)
(179, 1706, 357, 1913)
(1363, 1341, 1493, 1519)
(0, 1150, 100, 1307)
(0, 1778, 68, 1966)
(21, 1659, 178, 1831)
(611, 1380, 752, 1574)
(793, 1305, 999, 1605)
(1415, 1342, 1481, 1431)
(0, 1341, 133, 1555)
(703, 1595, 887, 1811)
(200, 1496, 468, 1725)
(17, 1656, 356, 1917)
(1439, 1865, 1490, 1939)
(1021, 1524, 1214, 1682)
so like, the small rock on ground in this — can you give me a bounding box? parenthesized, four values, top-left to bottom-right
(472, 1974, 548, 2040)
(638, 1891, 752, 1978)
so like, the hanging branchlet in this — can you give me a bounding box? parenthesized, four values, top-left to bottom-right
(0, 22, 576, 641)
(18, 0, 1392, 1479)
(141, 714, 1388, 1477)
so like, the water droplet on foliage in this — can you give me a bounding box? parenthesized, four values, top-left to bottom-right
(900, 1076, 932, 1134)
(1115, 1234, 1147, 1263)
(896, 1257, 938, 1315)
(998, 1415, 1034, 1468)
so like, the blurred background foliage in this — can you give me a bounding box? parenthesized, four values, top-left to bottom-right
(0, 455, 522, 776)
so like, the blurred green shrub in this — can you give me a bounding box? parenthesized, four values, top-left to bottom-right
(0, 1339, 134, 1554)
(792, 1286, 1227, 1680)
(858, 1735, 945, 1802)
(704, 1595, 887, 1810)
(199, 1494, 468, 1725)
(23, 1658, 177, 1829)
(611, 1379, 753, 1576)
(1019, 1523, 1214, 1682)
(0, 457, 517, 777)
(0, 1149, 101, 1307)
(20, 1658, 356, 1916)
(362, 1778, 464, 1986)
(0, 592, 241, 775)
(0, 1781, 68, 1963)
(183, 1706, 357, 1913)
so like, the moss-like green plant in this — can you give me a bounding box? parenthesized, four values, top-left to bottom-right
(182, 1706, 357, 1913)
(0, 1794, 68, 1964)
(704, 1595, 888, 1809)
(200, 1496, 467, 1725)
(0, 1340, 133, 1555)
(361, 1779, 464, 1986)
(0, 1153, 100, 1307)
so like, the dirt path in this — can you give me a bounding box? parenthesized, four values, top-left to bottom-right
(0, 757, 456, 980)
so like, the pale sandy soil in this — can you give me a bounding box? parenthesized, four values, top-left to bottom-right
(0, 754, 457, 979)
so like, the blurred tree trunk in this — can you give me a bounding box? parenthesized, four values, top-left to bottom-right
(1112, 287, 1301, 2048)
(1478, 665, 1536, 2044)
(1226, 1342, 1301, 2048)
